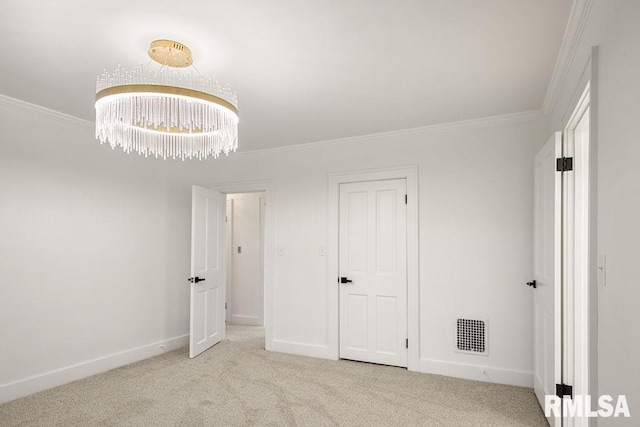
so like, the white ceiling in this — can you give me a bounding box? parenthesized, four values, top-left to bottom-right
(1, 0, 572, 152)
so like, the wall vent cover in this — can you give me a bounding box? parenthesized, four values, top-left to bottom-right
(455, 318, 488, 355)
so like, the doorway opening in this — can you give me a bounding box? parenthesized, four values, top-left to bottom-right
(211, 180, 274, 353)
(225, 192, 266, 327)
(187, 181, 273, 357)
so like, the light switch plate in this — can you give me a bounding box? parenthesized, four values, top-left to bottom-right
(277, 246, 285, 256)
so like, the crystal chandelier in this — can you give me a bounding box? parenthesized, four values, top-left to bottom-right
(95, 40, 238, 160)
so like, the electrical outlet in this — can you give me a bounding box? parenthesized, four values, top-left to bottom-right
(278, 246, 285, 256)
(319, 246, 326, 256)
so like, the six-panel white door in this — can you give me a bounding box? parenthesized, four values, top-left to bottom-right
(190, 185, 226, 358)
(339, 179, 408, 367)
(533, 132, 562, 425)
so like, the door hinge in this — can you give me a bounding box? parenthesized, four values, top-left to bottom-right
(405, 194, 408, 204)
(405, 338, 408, 349)
(556, 383, 573, 399)
(225, 302, 227, 309)
(556, 157, 574, 172)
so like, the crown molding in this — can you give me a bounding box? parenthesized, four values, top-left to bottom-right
(0, 94, 93, 129)
(542, 0, 595, 116)
(234, 109, 545, 158)
(0, 92, 544, 157)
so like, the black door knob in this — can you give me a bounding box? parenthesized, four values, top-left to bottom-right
(188, 277, 206, 283)
(526, 280, 536, 289)
(340, 277, 353, 284)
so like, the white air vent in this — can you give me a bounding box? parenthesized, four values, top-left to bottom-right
(455, 318, 488, 356)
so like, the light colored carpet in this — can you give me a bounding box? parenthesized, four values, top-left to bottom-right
(0, 325, 547, 426)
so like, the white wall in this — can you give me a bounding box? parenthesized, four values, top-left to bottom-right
(186, 112, 549, 386)
(548, 0, 640, 422)
(0, 99, 216, 403)
(227, 192, 264, 326)
(0, 93, 548, 402)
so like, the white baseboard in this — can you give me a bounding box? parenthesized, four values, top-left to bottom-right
(0, 334, 189, 404)
(270, 339, 330, 359)
(230, 314, 261, 326)
(419, 358, 533, 388)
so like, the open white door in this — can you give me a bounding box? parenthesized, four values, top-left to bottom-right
(533, 132, 562, 425)
(190, 185, 225, 358)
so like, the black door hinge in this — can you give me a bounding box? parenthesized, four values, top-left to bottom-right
(405, 339, 408, 349)
(405, 194, 408, 204)
(556, 157, 574, 172)
(225, 302, 227, 309)
(556, 383, 573, 399)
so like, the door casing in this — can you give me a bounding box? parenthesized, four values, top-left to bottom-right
(328, 166, 420, 371)
(211, 180, 274, 351)
(562, 82, 593, 427)
(225, 198, 234, 323)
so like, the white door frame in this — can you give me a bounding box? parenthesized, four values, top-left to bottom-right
(553, 45, 597, 426)
(225, 198, 234, 323)
(211, 180, 274, 350)
(328, 166, 419, 371)
(259, 195, 266, 326)
(563, 82, 592, 426)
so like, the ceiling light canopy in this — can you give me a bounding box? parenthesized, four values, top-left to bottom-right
(95, 40, 238, 160)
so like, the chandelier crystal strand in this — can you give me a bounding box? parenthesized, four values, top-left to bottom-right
(95, 42, 238, 160)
